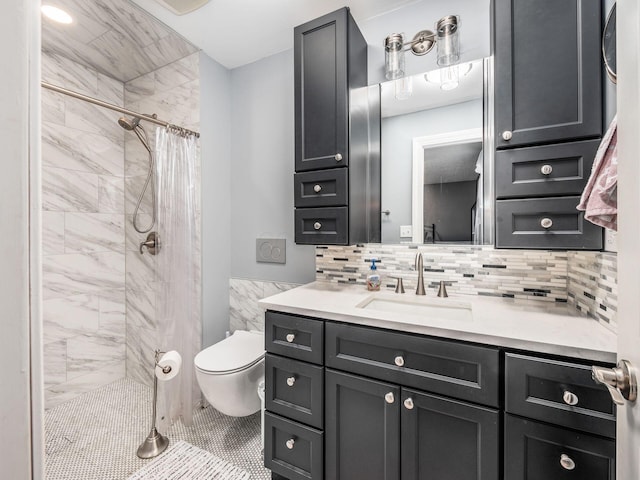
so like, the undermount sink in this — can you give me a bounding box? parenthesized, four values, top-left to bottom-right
(357, 294, 473, 322)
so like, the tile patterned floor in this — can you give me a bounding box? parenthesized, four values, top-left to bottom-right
(45, 378, 270, 479)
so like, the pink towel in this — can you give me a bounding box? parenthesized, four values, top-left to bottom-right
(577, 116, 618, 231)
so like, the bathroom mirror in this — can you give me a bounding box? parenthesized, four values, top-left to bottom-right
(380, 58, 493, 244)
(603, 3, 617, 83)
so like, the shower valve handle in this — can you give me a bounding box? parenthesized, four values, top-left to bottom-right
(139, 232, 159, 255)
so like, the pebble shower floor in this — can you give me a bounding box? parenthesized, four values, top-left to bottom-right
(45, 378, 270, 479)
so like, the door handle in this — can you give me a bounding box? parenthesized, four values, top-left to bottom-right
(592, 359, 637, 405)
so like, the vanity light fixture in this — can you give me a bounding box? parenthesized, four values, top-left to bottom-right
(384, 15, 461, 94)
(41, 5, 73, 24)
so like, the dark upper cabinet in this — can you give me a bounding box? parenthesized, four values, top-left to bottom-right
(294, 8, 366, 171)
(494, 0, 602, 149)
(293, 8, 380, 245)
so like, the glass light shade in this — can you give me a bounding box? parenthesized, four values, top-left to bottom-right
(436, 15, 460, 67)
(394, 76, 413, 100)
(439, 65, 460, 90)
(385, 34, 405, 80)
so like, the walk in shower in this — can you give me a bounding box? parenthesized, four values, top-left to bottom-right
(40, 0, 217, 477)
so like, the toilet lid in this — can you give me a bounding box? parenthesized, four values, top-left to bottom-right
(194, 330, 265, 374)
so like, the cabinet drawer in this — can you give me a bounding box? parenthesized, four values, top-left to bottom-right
(325, 322, 500, 407)
(496, 196, 603, 250)
(294, 168, 348, 208)
(496, 139, 599, 199)
(505, 353, 616, 438)
(266, 311, 324, 365)
(266, 354, 324, 429)
(505, 415, 615, 480)
(264, 412, 324, 480)
(295, 207, 348, 245)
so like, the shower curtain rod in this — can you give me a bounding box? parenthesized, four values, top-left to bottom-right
(41, 81, 200, 138)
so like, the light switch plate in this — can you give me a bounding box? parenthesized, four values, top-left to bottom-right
(400, 225, 413, 238)
(256, 238, 286, 264)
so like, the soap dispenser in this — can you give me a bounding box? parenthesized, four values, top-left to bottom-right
(367, 259, 381, 291)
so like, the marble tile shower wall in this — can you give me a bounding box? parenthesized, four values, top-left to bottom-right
(42, 52, 126, 409)
(230, 279, 301, 332)
(123, 52, 201, 387)
(316, 244, 618, 330)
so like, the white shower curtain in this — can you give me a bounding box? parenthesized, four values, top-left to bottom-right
(155, 126, 200, 427)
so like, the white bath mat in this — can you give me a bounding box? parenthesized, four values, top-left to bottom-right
(127, 441, 251, 480)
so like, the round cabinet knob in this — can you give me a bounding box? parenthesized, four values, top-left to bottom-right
(286, 376, 296, 387)
(313, 184, 322, 193)
(502, 130, 513, 141)
(404, 398, 414, 410)
(540, 164, 553, 175)
(285, 333, 295, 343)
(385, 392, 395, 404)
(334, 153, 343, 162)
(286, 438, 295, 450)
(313, 222, 322, 230)
(540, 217, 553, 229)
(394, 355, 405, 367)
(563, 391, 579, 406)
(560, 454, 576, 471)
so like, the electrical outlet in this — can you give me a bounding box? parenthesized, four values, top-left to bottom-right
(400, 225, 412, 238)
(256, 238, 286, 264)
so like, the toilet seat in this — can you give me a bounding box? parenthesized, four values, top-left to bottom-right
(194, 330, 264, 375)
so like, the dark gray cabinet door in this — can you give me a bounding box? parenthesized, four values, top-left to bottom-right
(325, 369, 400, 480)
(494, 0, 602, 148)
(505, 415, 615, 480)
(294, 9, 349, 172)
(401, 389, 499, 480)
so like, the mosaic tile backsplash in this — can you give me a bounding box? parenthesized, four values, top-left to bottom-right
(315, 244, 618, 331)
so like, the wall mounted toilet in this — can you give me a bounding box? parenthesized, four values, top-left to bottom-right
(194, 330, 265, 417)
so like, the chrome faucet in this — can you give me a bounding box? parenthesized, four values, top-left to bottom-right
(415, 252, 426, 295)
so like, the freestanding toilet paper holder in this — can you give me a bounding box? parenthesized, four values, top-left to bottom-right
(136, 349, 172, 459)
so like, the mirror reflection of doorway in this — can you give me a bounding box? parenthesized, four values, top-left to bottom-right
(423, 141, 483, 243)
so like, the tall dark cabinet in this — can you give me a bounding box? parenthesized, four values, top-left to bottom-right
(293, 7, 380, 245)
(493, 0, 604, 249)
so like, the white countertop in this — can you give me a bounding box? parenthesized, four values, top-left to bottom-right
(258, 281, 617, 363)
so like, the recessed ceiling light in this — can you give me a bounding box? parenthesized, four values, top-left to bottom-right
(41, 5, 73, 24)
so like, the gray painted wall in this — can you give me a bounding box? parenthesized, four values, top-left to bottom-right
(200, 52, 233, 346)
(381, 99, 483, 243)
(229, 50, 316, 284)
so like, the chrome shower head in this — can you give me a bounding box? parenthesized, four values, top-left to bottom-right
(118, 116, 141, 131)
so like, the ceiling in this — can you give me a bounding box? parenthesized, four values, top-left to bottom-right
(130, 0, 420, 69)
(42, 0, 198, 82)
(424, 142, 482, 185)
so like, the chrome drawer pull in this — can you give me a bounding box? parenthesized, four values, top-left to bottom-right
(394, 355, 405, 367)
(286, 376, 296, 387)
(540, 164, 553, 175)
(334, 153, 343, 162)
(502, 130, 513, 141)
(404, 398, 414, 410)
(560, 454, 576, 471)
(313, 222, 322, 230)
(285, 333, 295, 343)
(540, 218, 553, 229)
(562, 391, 579, 406)
(313, 184, 322, 193)
(385, 392, 395, 404)
(286, 438, 295, 450)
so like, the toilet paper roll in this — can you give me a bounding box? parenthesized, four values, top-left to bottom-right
(155, 350, 182, 381)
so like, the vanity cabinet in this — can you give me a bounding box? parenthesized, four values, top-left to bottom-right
(264, 310, 616, 480)
(493, 0, 602, 149)
(293, 8, 380, 245)
(493, 0, 604, 250)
